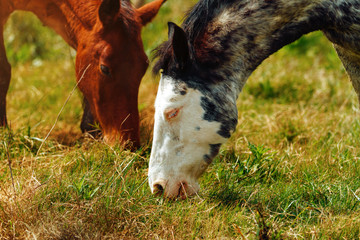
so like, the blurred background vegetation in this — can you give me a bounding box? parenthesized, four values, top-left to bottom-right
(4, 12, 70, 65)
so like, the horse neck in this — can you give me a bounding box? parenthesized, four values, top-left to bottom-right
(12, 0, 100, 49)
(191, 0, 337, 95)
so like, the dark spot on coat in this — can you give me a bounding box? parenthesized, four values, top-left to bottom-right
(201, 96, 237, 138)
(203, 144, 221, 164)
(173, 81, 188, 95)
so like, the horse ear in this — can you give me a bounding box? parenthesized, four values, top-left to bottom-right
(98, 0, 121, 25)
(136, 0, 166, 26)
(168, 22, 190, 70)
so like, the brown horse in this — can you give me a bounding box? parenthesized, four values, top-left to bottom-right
(0, 0, 165, 147)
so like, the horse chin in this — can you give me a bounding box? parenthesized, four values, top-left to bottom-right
(102, 131, 140, 150)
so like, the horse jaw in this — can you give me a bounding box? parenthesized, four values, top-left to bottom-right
(136, 0, 166, 26)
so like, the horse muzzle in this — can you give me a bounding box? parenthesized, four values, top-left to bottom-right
(151, 178, 200, 199)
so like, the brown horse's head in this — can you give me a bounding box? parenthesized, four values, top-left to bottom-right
(75, 0, 165, 147)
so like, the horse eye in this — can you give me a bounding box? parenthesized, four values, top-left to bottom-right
(100, 64, 111, 76)
(164, 107, 182, 121)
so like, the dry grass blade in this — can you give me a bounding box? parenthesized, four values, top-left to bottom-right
(5, 127, 16, 195)
(36, 64, 91, 156)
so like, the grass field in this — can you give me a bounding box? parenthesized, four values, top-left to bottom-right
(1, 1, 360, 239)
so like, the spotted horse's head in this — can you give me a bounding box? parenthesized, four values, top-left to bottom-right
(149, 23, 239, 199)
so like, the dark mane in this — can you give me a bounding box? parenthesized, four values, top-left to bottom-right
(183, 0, 239, 43)
(153, 0, 239, 74)
(152, 38, 172, 74)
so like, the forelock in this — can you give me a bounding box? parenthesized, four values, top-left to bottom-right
(152, 40, 173, 75)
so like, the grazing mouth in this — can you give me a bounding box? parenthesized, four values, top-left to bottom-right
(151, 178, 199, 199)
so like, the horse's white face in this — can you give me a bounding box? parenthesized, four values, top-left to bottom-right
(149, 75, 234, 198)
(149, 22, 240, 198)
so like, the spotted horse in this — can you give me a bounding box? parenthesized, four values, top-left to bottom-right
(150, 0, 360, 198)
(0, 0, 166, 147)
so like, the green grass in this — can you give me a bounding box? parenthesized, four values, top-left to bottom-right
(1, 1, 360, 239)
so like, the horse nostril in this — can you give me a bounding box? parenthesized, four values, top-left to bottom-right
(153, 183, 165, 196)
(178, 182, 188, 199)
